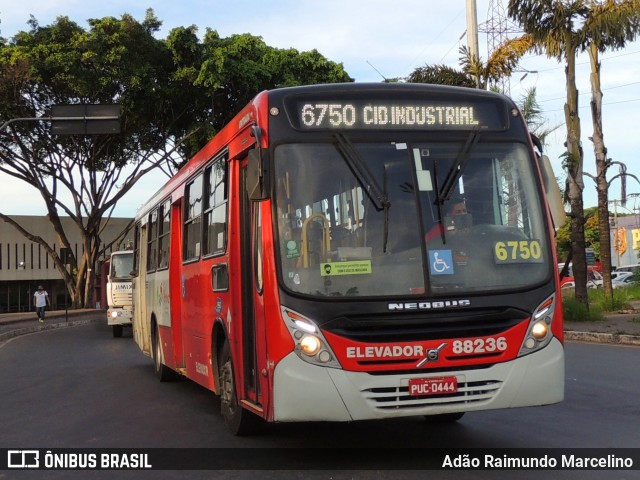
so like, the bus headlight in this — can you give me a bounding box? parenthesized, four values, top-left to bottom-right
(531, 321, 548, 339)
(281, 307, 342, 369)
(519, 294, 555, 356)
(300, 335, 321, 356)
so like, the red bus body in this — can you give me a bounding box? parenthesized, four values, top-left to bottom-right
(132, 84, 564, 433)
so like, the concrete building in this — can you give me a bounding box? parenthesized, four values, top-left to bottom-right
(611, 215, 640, 268)
(0, 216, 132, 313)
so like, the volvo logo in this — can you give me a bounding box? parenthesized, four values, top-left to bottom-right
(416, 343, 447, 367)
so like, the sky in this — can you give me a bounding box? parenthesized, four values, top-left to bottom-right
(1, 0, 639, 218)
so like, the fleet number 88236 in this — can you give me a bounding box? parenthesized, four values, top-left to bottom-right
(452, 337, 508, 354)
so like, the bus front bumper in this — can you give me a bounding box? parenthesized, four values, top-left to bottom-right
(272, 337, 564, 422)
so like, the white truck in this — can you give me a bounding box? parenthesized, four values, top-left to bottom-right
(106, 250, 133, 338)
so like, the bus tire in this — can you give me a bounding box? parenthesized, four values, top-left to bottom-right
(112, 325, 123, 338)
(219, 341, 259, 435)
(153, 324, 178, 382)
(424, 412, 465, 423)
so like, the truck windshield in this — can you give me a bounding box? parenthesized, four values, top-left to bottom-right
(274, 141, 550, 297)
(110, 253, 133, 280)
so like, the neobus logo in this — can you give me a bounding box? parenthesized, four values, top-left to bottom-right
(388, 299, 471, 311)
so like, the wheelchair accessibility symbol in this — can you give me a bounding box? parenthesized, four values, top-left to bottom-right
(429, 250, 454, 275)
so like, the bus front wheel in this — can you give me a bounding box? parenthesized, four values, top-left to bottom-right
(219, 341, 258, 435)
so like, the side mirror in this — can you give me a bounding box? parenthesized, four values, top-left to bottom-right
(246, 148, 269, 201)
(538, 154, 566, 228)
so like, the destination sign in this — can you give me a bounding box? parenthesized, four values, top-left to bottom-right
(295, 99, 507, 131)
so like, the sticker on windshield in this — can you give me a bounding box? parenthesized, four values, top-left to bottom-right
(429, 250, 454, 275)
(285, 240, 300, 258)
(320, 261, 372, 277)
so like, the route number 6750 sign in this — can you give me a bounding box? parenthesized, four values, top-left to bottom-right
(494, 240, 543, 264)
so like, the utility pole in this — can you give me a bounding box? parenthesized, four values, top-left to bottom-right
(466, 0, 480, 88)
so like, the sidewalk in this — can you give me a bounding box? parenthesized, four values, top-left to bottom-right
(1, 305, 639, 346)
(564, 311, 640, 346)
(0, 308, 103, 344)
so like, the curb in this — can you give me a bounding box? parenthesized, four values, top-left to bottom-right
(0, 317, 102, 344)
(564, 330, 640, 346)
(2, 316, 639, 347)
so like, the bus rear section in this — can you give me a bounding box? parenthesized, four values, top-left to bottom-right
(106, 250, 134, 338)
(131, 83, 564, 433)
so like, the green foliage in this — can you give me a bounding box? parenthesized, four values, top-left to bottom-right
(563, 281, 640, 320)
(406, 64, 475, 87)
(510, 0, 640, 307)
(555, 219, 572, 261)
(555, 207, 599, 261)
(518, 87, 561, 146)
(181, 30, 352, 160)
(1, 11, 353, 167)
(0, 10, 353, 307)
(562, 296, 605, 322)
(587, 287, 634, 312)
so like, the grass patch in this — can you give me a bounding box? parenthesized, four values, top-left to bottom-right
(561, 282, 640, 321)
(587, 288, 633, 312)
(562, 296, 605, 323)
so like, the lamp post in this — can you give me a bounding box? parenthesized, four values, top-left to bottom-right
(18, 261, 26, 313)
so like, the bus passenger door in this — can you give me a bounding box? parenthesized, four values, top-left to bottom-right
(239, 163, 268, 413)
(133, 223, 150, 355)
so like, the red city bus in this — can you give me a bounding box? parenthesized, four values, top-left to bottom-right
(131, 83, 564, 434)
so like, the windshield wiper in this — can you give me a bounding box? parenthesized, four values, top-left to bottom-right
(436, 129, 481, 205)
(433, 129, 481, 244)
(333, 133, 391, 251)
(334, 133, 389, 211)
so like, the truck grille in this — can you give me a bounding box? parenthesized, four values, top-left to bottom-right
(111, 291, 132, 304)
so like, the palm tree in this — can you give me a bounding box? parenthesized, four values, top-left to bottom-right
(508, 0, 593, 305)
(519, 86, 562, 146)
(407, 35, 533, 90)
(406, 64, 476, 87)
(581, 0, 640, 298)
(458, 35, 534, 89)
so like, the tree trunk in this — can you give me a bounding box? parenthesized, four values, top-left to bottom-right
(564, 43, 589, 306)
(588, 44, 613, 299)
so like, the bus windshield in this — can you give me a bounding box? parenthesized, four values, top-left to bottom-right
(274, 140, 550, 297)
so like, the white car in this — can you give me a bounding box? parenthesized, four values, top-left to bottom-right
(614, 264, 640, 274)
(612, 272, 636, 289)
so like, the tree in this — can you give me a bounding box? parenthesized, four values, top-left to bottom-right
(0, 11, 191, 308)
(555, 207, 599, 263)
(508, 0, 594, 306)
(458, 35, 534, 90)
(0, 11, 352, 308)
(407, 34, 534, 90)
(519, 87, 562, 147)
(580, 0, 640, 298)
(406, 64, 476, 87)
(175, 29, 352, 162)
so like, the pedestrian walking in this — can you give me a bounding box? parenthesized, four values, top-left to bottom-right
(33, 285, 50, 323)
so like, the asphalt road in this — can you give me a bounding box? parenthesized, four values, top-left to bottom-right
(0, 322, 639, 480)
